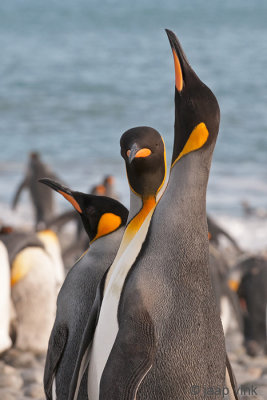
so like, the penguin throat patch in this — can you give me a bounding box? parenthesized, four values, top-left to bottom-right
(11, 252, 33, 286)
(172, 122, 209, 168)
(92, 213, 122, 243)
(127, 196, 155, 236)
(104, 196, 156, 290)
(119, 196, 156, 252)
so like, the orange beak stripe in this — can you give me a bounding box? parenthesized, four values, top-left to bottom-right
(58, 191, 82, 213)
(127, 148, 152, 159)
(172, 49, 183, 92)
(135, 148, 151, 158)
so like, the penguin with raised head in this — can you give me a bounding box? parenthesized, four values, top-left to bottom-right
(12, 152, 61, 229)
(39, 179, 128, 400)
(0, 240, 12, 354)
(69, 31, 238, 400)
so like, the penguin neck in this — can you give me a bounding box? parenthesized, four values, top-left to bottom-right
(89, 227, 125, 255)
(127, 190, 143, 222)
(89, 226, 123, 248)
(162, 152, 213, 285)
(128, 194, 156, 232)
(116, 191, 156, 259)
(169, 150, 211, 222)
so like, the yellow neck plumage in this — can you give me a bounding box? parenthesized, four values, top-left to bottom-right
(104, 195, 156, 292)
(119, 196, 156, 254)
(172, 122, 209, 168)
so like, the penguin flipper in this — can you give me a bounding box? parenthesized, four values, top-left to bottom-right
(68, 277, 105, 400)
(44, 325, 68, 400)
(99, 308, 156, 400)
(12, 177, 29, 209)
(225, 354, 240, 400)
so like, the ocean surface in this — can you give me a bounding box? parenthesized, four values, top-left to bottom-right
(0, 0, 267, 250)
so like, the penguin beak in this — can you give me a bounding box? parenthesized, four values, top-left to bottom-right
(165, 29, 189, 93)
(39, 178, 82, 213)
(39, 178, 71, 195)
(127, 144, 152, 164)
(127, 143, 140, 164)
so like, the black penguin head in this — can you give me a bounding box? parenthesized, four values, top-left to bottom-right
(30, 151, 40, 160)
(39, 178, 128, 242)
(120, 126, 166, 197)
(29, 151, 41, 167)
(165, 29, 220, 167)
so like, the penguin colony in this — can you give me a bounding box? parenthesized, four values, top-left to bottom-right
(1, 29, 266, 400)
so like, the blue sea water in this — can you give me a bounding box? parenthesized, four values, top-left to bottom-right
(0, 0, 267, 249)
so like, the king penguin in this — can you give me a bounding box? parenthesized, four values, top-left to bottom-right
(69, 31, 238, 400)
(12, 152, 61, 230)
(39, 178, 128, 400)
(0, 240, 12, 354)
(0, 228, 57, 353)
(69, 127, 167, 399)
(230, 255, 267, 356)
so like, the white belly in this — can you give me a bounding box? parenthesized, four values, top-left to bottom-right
(87, 209, 154, 400)
(220, 296, 231, 335)
(0, 241, 12, 353)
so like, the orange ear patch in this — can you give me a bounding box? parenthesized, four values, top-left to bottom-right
(172, 49, 183, 92)
(58, 191, 82, 213)
(92, 213, 122, 243)
(228, 279, 240, 292)
(172, 122, 209, 168)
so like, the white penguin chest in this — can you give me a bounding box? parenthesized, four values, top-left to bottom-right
(0, 242, 12, 353)
(87, 209, 154, 400)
